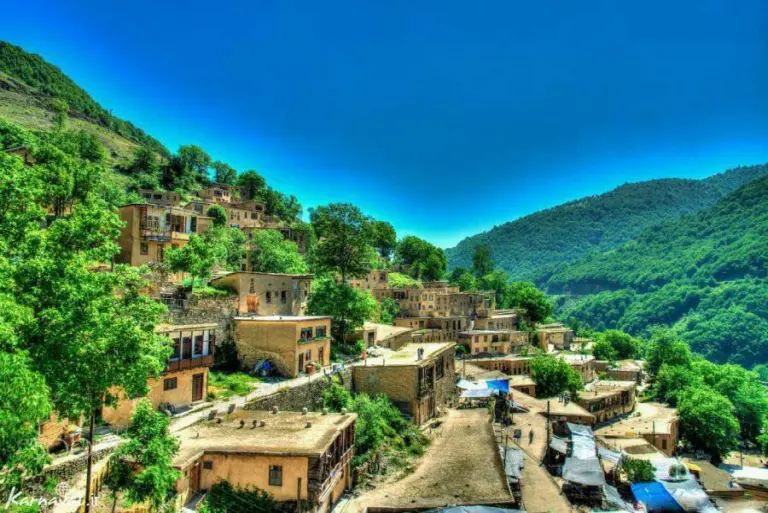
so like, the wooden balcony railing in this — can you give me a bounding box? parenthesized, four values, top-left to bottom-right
(164, 355, 214, 373)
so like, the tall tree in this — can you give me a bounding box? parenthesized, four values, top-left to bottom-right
(530, 355, 582, 398)
(371, 220, 397, 260)
(307, 278, 378, 341)
(508, 282, 554, 324)
(165, 234, 217, 285)
(237, 170, 266, 200)
(677, 387, 739, 460)
(250, 229, 308, 274)
(206, 204, 228, 227)
(472, 244, 494, 277)
(212, 161, 237, 185)
(645, 329, 693, 379)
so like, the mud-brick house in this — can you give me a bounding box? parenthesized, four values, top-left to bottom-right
(173, 410, 356, 513)
(115, 204, 212, 267)
(353, 342, 456, 424)
(137, 189, 183, 208)
(575, 380, 637, 424)
(537, 323, 575, 350)
(211, 271, 313, 316)
(102, 323, 217, 428)
(232, 316, 332, 377)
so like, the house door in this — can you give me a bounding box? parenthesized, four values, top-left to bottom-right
(298, 353, 304, 374)
(192, 373, 204, 402)
(188, 461, 200, 493)
(156, 244, 165, 261)
(318, 346, 324, 366)
(246, 296, 257, 313)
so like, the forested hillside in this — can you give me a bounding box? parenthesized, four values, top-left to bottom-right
(0, 41, 167, 157)
(547, 176, 768, 367)
(446, 165, 768, 281)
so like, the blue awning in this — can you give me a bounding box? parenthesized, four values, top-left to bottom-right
(485, 379, 510, 393)
(631, 482, 684, 512)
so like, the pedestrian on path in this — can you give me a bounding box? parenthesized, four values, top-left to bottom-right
(529, 429, 534, 444)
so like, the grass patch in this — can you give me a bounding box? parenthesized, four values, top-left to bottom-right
(208, 372, 260, 400)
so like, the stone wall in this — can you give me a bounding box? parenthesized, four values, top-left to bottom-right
(162, 295, 237, 342)
(244, 367, 353, 413)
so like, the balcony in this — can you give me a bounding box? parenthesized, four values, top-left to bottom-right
(311, 446, 353, 504)
(164, 355, 214, 373)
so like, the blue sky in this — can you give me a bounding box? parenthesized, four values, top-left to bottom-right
(2, 0, 767, 247)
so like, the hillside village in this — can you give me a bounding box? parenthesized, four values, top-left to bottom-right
(1, 44, 767, 513)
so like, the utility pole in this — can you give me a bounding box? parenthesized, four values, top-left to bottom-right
(546, 400, 551, 468)
(652, 421, 656, 450)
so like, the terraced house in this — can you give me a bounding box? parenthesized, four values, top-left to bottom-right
(173, 410, 356, 513)
(211, 271, 313, 316)
(102, 322, 217, 428)
(116, 203, 213, 267)
(458, 329, 531, 355)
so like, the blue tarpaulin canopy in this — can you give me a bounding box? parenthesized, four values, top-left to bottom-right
(485, 379, 510, 393)
(631, 482, 684, 512)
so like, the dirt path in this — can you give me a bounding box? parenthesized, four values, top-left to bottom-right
(343, 409, 512, 512)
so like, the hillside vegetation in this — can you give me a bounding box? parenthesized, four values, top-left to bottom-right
(0, 41, 166, 159)
(446, 165, 768, 281)
(548, 176, 768, 367)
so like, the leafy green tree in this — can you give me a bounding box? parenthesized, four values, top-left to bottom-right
(307, 278, 378, 341)
(250, 229, 308, 274)
(0, 117, 35, 149)
(620, 457, 656, 483)
(371, 220, 397, 260)
(203, 227, 247, 272)
(454, 271, 477, 292)
(530, 355, 582, 398)
(176, 144, 211, 179)
(449, 266, 468, 284)
(508, 282, 554, 324)
(107, 400, 180, 512)
(395, 236, 446, 280)
(754, 364, 768, 382)
(602, 329, 640, 359)
(472, 244, 494, 277)
(653, 364, 703, 406)
(263, 187, 301, 221)
(677, 387, 739, 459)
(311, 203, 375, 285)
(388, 271, 422, 289)
(212, 161, 237, 185)
(478, 269, 512, 307)
(379, 297, 399, 324)
(322, 383, 353, 411)
(165, 233, 217, 283)
(125, 146, 160, 177)
(50, 98, 68, 131)
(200, 481, 289, 513)
(645, 329, 692, 379)
(237, 170, 266, 200)
(422, 252, 446, 281)
(592, 338, 618, 362)
(206, 204, 228, 227)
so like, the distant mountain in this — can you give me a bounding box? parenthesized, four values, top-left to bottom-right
(446, 164, 768, 282)
(547, 175, 768, 367)
(0, 41, 167, 159)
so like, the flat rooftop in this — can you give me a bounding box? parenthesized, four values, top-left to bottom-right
(507, 375, 536, 387)
(214, 271, 313, 279)
(233, 315, 331, 322)
(361, 342, 455, 367)
(559, 354, 595, 364)
(174, 410, 356, 466)
(459, 329, 518, 335)
(581, 380, 637, 400)
(362, 321, 414, 340)
(156, 322, 219, 333)
(513, 389, 594, 420)
(596, 402, 677, 437)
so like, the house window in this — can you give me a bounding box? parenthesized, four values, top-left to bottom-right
(203, 461, 213, 470)
(194, 335, 204, 356)
(268, 465, 283, 487)
(140, 243, 149, 255)
(436, 357, 445, 379)
(281, 290, 287, 304)
(266, 291, 272, 304)
(190, 217, 197, 233)
(300, 327, 313, 340)
(164, 378, 177, 390)
(315, 326, 327, 338)
(171, 338, 181, 359)
(249, 279, 256, 294)
(661, 439, 667, 450)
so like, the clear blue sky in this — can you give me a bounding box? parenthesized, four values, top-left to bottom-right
(2, 0, 767, 247)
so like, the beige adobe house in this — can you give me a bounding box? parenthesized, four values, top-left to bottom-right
(173, 410, 356, 513)
(474, 310, 521, 330)
(458, 329, 530, 355)
(346, 269, 391, 292)
(138, 189, 182, 208)
(355, 321, 414, 350)
(353, 342, 456, 424)
(115, 204, 213, 267)
(233, 316, 332, 377)
(102, 323, 217, 428)
(468, 355, 533, 376)
(575, 380, 636, 424)
(37, 413, 82, 451)
(513, 389, 595, 425)
(197, 184, 234, 204)
(536, 323, 574, 350)
(507, 375, 537, 397)
(558, 354, 596, 383)
(595, 359, 643, 383)
(596, 403, 678, 456)
(211, 271, 312, 316)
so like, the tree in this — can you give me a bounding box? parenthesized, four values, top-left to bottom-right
(263, 187, 301, 221)
(306, 278, 378, 341)
(677, 387, 739, 459)
(206, 204, 228, 227)
(107, 400, 180, 512)
(592, 338, 617, 362)
(653, 364, 703, 406)
(530, 355, 582, 398)
(311, 203, 374, 280)
(236, 170, 266, 200)
(472, 244, 494, 277)
(212, 161, 237, 185)
(478, 269, 512, 307)
(754, 364, 768, 382)
(620, 457, 655, 483)
(371, 220, 397, 260)
(50, 98, 68, 131)
(200, 481, 289, 513)
(176, 145, 211, 179)
(203, 227, 247, 272)
(602, 329, 640, 359)
(645, 329, 692, 380)
(395, 236, 446, 280)
(422, 252, 446, 281)
(250, 229, 308, 274)
(379, 297, 399, 325)
(508, 282, 554, 324)
(165, 234, 217, 284)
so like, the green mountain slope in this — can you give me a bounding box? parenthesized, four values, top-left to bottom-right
(547, 176, 768, 367)
(446, 165, 768, 281)
(0, 41, 167, 159)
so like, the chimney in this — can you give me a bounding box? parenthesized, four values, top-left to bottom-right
(306, 421, 313, 428)
(302, 407, 308, 415)
(272, 406, 279, 414)
(322, 408, 329, 415)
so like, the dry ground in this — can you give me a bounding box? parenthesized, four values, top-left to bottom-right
(343, 408, 511, 511)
